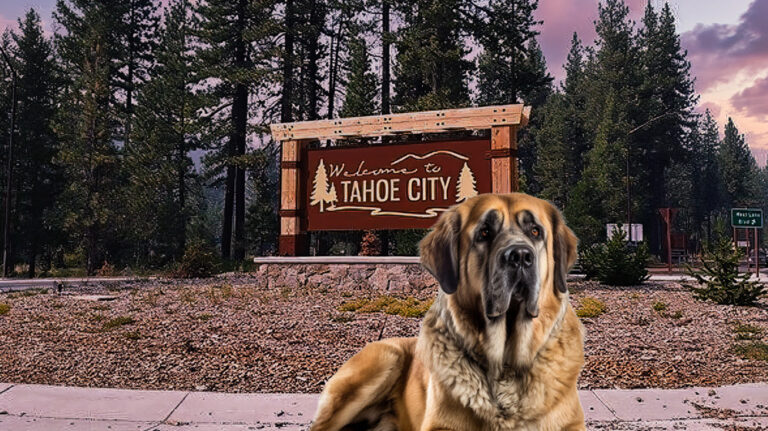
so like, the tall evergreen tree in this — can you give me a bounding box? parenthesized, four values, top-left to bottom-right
(10, 10, 62, 276)
(534, 33, 587, 209)
(115, 0, 157, 147)
(339, 36, 378, 118)
(196, 0, 278, 260)
(393, 0, 472, 111)
(54, 0, 126, 274)
(474, 0, 550, 106)
(294, 0, 327, 120)
(125, 0, 207, 264)
(718, 118, 761, 208)
(638, 1, 697, 219)
(567, 0, 642, 245)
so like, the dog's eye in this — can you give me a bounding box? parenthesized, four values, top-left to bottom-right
(531, 227, 540, 238)
(478, 227, 491, 241)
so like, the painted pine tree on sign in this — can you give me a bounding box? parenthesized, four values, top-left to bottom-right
(311, 160, 332, 212)
(456, 163, 478, 202)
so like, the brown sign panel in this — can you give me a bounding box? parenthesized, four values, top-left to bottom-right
(305, 139, 492, 230)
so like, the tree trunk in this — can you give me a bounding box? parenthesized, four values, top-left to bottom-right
(177, 142, 186, 257)
(381, 0, 390, 115)
(281, 0, 295, 123)
(233, 83, 247, 260)
(306, 0, 321, 120)
(232, 0, 248, 261)
(222, 165, 235, 259)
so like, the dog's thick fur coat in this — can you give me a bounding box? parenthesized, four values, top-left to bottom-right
(311, 193, 585, 431)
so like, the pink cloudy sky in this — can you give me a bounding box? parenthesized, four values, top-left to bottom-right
(1, 0, 767, 163)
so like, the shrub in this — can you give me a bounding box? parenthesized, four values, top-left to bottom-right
(685, 238, 766, 306)
(579, 228, 649, 286)
(0, 303, 10, 316)
(731, 342, 768, 361)
(575, 297, 607, 318)
(102, 316, 135, 330)
(170, 241, 219, 278)
(731, 322, 763, 340)
(652, 301, 667, 313)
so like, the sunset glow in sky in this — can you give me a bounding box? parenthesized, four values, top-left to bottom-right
(1, 0, 767, 163)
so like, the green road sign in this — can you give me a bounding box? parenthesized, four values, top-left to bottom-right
(731, 208, 763, 228)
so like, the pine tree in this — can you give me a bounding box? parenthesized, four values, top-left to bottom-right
(638, 1, 697, 218)
(339, 35, 378, 118)
(125, 0, 207, 264)
(718, 118, 761, 208)
(534, 33, 588, 209)
(393, 0, 472, 111)
(294, 0, 327, 120)
(564, 0, 643, 246)
(196, 0, 278, 260)
(54, 0, 126, 274)
(115, 0, 157, 147)
(474, 0, 551, 106)
(10, 10, 62, 277)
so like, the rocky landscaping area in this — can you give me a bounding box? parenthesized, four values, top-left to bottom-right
(0, 264, 766, 393)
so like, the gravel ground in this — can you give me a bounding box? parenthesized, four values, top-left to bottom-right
(0, 276, 766, 393)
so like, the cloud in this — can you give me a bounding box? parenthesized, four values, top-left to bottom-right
(731, 75, 768, 120)
(681, 0, 768, 91)
(536, 0, 652, 82)
(695, 101, 722, 118)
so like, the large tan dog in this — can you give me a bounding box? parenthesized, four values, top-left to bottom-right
(311, 193, 585, 431)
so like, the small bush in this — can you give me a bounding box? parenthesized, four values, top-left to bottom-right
(123, 330, 142, 340)
(103, 316, 135, 330)
(338, 295, 433, 318)
(0, 303, 10, 315)
(652, 301, 667, 313)
(731, 342, 768, 361)
(579, 228, 649, 286)
(731, 322, 763, 340)
(686, 238, 766, 306)
(196, 313, 213, 322)
(575, 297, 607, 318)
(97, 261, 116, 277)
(170, 241, 219, 278)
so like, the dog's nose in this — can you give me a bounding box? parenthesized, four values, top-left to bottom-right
(503, 245, 534, 269)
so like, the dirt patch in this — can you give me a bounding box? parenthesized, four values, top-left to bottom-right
(0, 275, 766, 393)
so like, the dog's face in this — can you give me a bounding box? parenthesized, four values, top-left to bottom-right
(420, 193, 578, 340)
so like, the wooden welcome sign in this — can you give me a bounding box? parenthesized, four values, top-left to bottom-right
(306, 139, 492, 230)
(271, 104, 531, 255)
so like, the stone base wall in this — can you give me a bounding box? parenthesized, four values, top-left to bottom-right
(252, 264, 437, 294)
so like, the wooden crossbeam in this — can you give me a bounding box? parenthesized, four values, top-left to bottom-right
(270, 104, 531, 142)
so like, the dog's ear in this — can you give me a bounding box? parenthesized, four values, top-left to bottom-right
(420, 209, 461, 294)
(550, 207, 578, 294)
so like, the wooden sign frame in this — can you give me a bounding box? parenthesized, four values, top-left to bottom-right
(270, 104, 531, 255)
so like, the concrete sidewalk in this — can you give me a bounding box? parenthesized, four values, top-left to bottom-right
(0, 383, 766, 430)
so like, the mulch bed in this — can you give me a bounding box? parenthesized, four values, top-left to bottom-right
(0, 276, 766, 393)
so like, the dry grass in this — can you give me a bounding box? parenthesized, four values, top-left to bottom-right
(0, 302, 9, 316)
(338, 295, 434, 318)
(575, 297, 607, 318)
(731, 342, 768, 361)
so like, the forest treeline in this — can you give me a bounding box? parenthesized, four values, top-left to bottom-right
(0, 0, 766, 276)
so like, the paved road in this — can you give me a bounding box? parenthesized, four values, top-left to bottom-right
(0, 383, 766, 430)
(0, 277, 149, 293)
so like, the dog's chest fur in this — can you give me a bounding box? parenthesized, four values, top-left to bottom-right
(417, 301, 580, 430)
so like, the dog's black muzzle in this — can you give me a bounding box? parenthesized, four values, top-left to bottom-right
(486, 244, 540, 320)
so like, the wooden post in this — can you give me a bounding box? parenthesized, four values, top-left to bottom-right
(755, 228, 759, 276)
(490, 125, 518, 193)
(279, 139, 309, 255)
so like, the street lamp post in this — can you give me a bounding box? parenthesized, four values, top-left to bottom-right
(0, 46, 17, 278)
